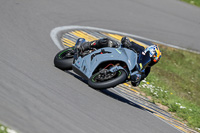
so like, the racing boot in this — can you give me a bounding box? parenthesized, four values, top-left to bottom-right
(74, 38, 86, 60)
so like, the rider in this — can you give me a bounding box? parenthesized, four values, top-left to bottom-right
(75, 37, 161, 86)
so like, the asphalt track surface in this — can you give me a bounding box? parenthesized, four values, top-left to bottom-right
(0, 0, 199, 133)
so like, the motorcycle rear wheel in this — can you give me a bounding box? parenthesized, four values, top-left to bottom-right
(88, 69, 127, 90)
(54, 47, 74, 70)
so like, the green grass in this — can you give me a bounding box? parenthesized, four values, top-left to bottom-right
(0, 124, 7, 133)
(0, 124, 17, 133)
(181, 0, 200, 7)
(139, 44, 200, 131)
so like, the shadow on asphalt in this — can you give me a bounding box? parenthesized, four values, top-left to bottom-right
(100, 89, 147, 111)
(65, 70, 148, 112)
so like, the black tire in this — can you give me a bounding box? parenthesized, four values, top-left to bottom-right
(88, 70, 127, 90)
(54, 47, 74, 70)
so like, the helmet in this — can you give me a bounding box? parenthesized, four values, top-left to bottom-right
(144, 45, 161, 66)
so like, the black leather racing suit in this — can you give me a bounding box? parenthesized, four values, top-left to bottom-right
(127, 41, 151, 81)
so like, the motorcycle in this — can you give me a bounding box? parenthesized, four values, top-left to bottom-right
(54, 38, 145, 89)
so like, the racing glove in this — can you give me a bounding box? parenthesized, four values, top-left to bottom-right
(130, 71, 141, 87)
(131, 71, 141, 83)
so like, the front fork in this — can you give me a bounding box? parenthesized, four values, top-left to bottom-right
(109, 65, 128, 76)
(106, 64, 142, 83)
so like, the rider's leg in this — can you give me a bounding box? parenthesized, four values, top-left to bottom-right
(80, 42, 91, 51)
(121, 37, 132, 48)
(95, 38, 119, 48)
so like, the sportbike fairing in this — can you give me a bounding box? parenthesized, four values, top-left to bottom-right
(72, 47, 138, 80)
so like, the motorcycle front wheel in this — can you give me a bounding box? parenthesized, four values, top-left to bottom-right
(88, 69, 127, 90)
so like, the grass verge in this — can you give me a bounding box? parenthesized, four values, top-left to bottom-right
(181, 0, 200, 7)
(0, 124, 17, 133)
(138, 44, 200, 131)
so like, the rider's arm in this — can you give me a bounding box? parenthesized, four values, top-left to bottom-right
(129, 42, 145, 54)
(141, 67, 151, 81)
